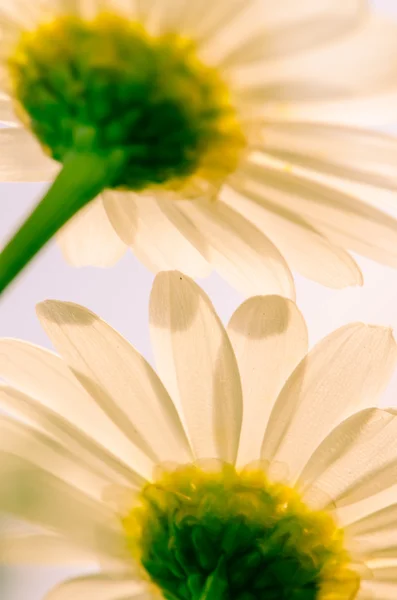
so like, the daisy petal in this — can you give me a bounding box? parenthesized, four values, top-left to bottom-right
(371, 568, 397, 583)
(191, 0, 248, 47)
(347, 504, 397, 539)
(0, 128, 57, 182)
(0, 0, 64, 33)
(0, 413, 110, 499)
(0, 98, 18, 124)
(261, 122, 397, 191)
(241, 160, 397, 268)
(298, 409, 397, 508)
(227, 295, 308, 465)
(57, 198, 127, 268)
(0, 384, 145, 489)
(357, 582, 397, 600)
(0, 534, 95, 564)
(261, 324, 397, 482)
(0, 451, 124, 558)
(226, 184, 363, 287)
(218, 0, 362, 68)
(181, 199, 295, 298)
(0, 340, 148, 485)
(345, 504, 397, 562)
(243, 15, 397, 125)
(43, 573, 144, 600)
(102, 192, 211, 277)
(257, 0, 362, 28)
(300, 409, 397, 510)
(149, 271, 243, 463)
(36, 301, 192, 470)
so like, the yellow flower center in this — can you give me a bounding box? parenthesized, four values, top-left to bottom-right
(7, 13, 245, 195)
(122, 463, 359, 600)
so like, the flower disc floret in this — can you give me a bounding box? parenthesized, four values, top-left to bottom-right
(122, 463, 359, 600)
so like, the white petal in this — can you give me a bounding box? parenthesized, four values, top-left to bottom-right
(260, 122, 397, 192)
(0, 413, 111, 500)
(217, 0, 362, 68)
(298, 408, 397, 508)
(261, 324, 397, 482)
(0, 451, 125, 559)
(200, 0, 360, 65)
(0, 384, 145, 490)
(36, 301, 192, 469)
(44, 573, 145, 600)
(227, 295, 308, 465)
(0, 0, 66, 38)
(347, 503, 397, 539)
(0, 534, 96, 564)
(149, 271, 243, 463)
(134, 0, 214, 36)
(345, 505, 397, 564)
(0, 98, 18, 124)
(237, 15, 397, 126)
(0, 340, 149, 484)
(181, 198, 295, 298)
(240, 159, 397, 268)
(371, 568, 397, 583)
(226, 183, 363, 287)
(252, 0, 362, 29)
(263, 89, 397, 128)
(57, 197, 127, 267)
(301, 412, 397, 513)
(191, 0, 250, 50)
(102, 192, 211, 278)
(0, 128, 58, 181)
(358, 582, 397, 600)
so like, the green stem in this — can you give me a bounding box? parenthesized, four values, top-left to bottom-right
(0, 151, 125, 295)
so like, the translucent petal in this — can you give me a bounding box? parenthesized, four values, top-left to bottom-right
(103, 192, 211, 277)
(260, 122, 397, 191)
(149, 271, 243, 463)
(0, 451, 125, 558)
(0, 384, 145, 490)
(240, 159, 397, 268)
(181, 199, 295, 298)
(301, 410, 397, 510)
(358, 582, 397, 600)
(36, 301, 192, 469)
(57, 198, 127, 268)
(235, 15, 397, 121)
(0, 533, 95, 564)
(43, 573, 145, 600)
(347, 504, 397, 539)
(261, 324, 397, 482)
(217, 0, 363, 68)
(226, 183, 363, 287)
(0, 128, 57, 182)
(0, 340, 151, 481)
(0, 414, 110, 499)
(227, 295, 307, 465)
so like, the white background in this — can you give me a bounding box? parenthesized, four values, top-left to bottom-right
(1, 0, 397, 597)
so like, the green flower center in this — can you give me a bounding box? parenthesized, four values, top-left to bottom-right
(122, 463, 359, 600)
(8, 13, 245, 193)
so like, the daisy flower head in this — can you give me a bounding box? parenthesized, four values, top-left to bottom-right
(1, 2, 397, 295)
(1, 272, 397, 600)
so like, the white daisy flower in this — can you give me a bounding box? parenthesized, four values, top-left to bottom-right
(1, 1, 397, 296)
(1, 271, 397, 599)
